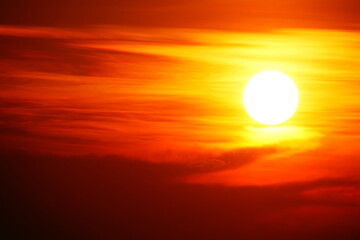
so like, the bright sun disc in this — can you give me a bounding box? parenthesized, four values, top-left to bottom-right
(243, 71, 299, 125)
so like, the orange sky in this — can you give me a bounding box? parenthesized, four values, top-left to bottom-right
(1, 26, 359, 180)
(2, 1, 360, 239)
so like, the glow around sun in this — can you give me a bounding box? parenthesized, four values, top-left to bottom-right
(243, 71, 299, 125)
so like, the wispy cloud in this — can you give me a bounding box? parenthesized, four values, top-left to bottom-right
(0, 25, 359, 189)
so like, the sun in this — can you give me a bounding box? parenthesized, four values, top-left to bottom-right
(243, 70, 299, 125)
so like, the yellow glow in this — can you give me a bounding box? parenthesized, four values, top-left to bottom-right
(243, 71, 299, 125)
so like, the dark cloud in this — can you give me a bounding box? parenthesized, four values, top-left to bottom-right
(3, 151, 360, 240)
(187, 147, 275, 172)
(0, 33, 185, 80)
(0, 36, 106, 76)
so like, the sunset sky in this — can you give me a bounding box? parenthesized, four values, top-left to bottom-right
(2, 1, 360, 239)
